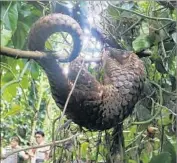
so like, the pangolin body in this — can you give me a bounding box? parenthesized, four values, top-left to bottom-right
(28, 14, 145, 131)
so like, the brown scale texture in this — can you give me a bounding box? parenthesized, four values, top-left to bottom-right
(28, 14, 146, 131)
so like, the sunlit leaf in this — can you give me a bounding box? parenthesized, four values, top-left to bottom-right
(128, 160, 137, 163)
(138, 1, 149, 10)
(45, 40, 53, 50)
(2, 83, 17, 101)
(172, 32, 177, 44)
(2, 103, 23, 118)
(157, 108, 171, 126)
(140, 22, 149, 35)
(81, 142, 89, 158)
(1, 28, 12, 46)
(140, 149, 150, 163)
(21, 74, 29, 89)
(132, 35, 154, 52)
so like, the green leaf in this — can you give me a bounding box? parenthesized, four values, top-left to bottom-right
(135, 104, 151, 121)
(155, 58, 168, 74)
(2, 103, 22, 119)
(143, 81, 155, 96)
(2, 83, 17, 102)
(138, 1, 149, 10)
(8, 2, 18, 31)
(5, 57, 20, 74)
(29, 62, 40, 80)
(121, 11, 134, 18)
(132, 35, 154, 52)
(1, 28, 12, 46)
(81, 142, 89, 158)
(45, 40, 53, 50)
(172, 32, 177, 44)
(163, 42, 175, 51)
(128, 160, 137, 163)
(21, 74, 29, 89)
(2, 71, 14, 83)
(140, 149, 150, 163)
(12, 21, 29, 49)
(158, 107, 171, 126)
(149, 152, 171, 163)
(1, 2, 18, 32)
(17, 2, 42, 27)
(162, 139, 176, 163)
(140, 22, 149, 35)
(107, 6, 120, 20)
(172, 10, 177, 19)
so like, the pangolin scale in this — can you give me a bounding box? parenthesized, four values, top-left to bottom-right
(28, 13, 145, 131)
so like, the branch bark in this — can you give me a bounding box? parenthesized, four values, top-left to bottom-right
(0, 46, 47, 59)
(0, 46, 102, 62)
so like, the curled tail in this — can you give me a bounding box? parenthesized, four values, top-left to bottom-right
(28, 13, 83, 62)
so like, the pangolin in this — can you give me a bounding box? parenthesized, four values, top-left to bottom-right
(28, 13, 145, 131)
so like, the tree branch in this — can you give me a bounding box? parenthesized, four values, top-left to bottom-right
(0, 46, 47, 59)
(0, 46, 102, 62)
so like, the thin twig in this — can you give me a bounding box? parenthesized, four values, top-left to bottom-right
(52, 60, 85, 161)
(150, 81, 177, 96)
(56, 120, 72, 132)
(121, 18, 143, 36)
(108, 2, 175, 22)
(51, 60, 86, 160)
(125, 131, 144, 150)
(52, 116, 61, 163)
(30, 74, 45, 143)
(60, 59, 85, 121)
(166, 107, 177, 116)
(132, 79, 164, 125)
(154, 22, 174, 32)
(1, 134, 79, 160)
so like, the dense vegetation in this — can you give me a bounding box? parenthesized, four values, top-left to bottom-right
(1, 1, 176, 163)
